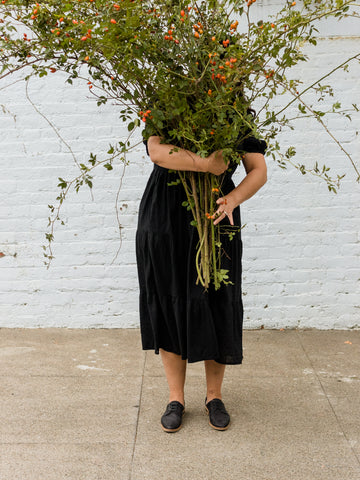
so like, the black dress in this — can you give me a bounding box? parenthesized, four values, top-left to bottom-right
(136, 137, 266, 365)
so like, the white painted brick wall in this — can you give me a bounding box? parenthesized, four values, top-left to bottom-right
(0, 2, 359, 328)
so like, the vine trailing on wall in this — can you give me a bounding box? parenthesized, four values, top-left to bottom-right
(0, 0, 359, 288)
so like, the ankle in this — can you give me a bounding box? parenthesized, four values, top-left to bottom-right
(206, 392, 222, 403)
(169, 394, 185, 407)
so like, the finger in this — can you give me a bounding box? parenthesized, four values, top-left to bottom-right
(213, 209, 234, 226)
(214, 206, 222, 217)
(228, 212, 234, 226)
(216, 197, 226, 205)
(213, 212, 226, 226)
(220, 197, 228, 205)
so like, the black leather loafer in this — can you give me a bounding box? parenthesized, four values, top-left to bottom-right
(205, 397, 230, 431)
(161, 401, 185, 433)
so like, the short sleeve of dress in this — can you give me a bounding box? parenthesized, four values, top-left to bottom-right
(237, 136, 267, 155)
(143, 139, 150, 156)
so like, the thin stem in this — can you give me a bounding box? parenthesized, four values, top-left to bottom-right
(268, 53, 360, 121)
(210, 175, 219, 290)
(279, 80, 360, 180)
(203, 174, 210, 288)
(189, 172, 203, 240)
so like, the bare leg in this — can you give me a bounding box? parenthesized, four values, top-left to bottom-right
(160, 348, 187, 406)
(204, 360, 226, 403)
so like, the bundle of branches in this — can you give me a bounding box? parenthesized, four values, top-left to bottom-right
(1, 0, 359, 288)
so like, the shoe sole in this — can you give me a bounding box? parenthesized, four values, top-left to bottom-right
(205, 406, 230, 431)
(161, 423, 183, 433)
(161, 409, 185, 433)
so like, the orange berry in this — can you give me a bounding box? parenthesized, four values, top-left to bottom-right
(271, 23, 275, 28)
(194, 32, 199, 38)
(84, 56, 89, 61)
(110, 18, 117, 24)
(211, 36, 216, 41)
(291, 1, 296, 5)
(81, 36, 87, 41)
(208, 89, 212, 95)
(180, 9, 185, 16)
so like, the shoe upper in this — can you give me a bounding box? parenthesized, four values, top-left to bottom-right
(161, 401, 184, 430)
(205, 398, 230, 428)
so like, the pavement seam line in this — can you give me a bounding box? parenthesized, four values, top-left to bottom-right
(128, 350, 146, 480)
(296, 330, 360, 468)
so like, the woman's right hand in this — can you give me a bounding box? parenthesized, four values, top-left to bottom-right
(206, 150, 229, 175)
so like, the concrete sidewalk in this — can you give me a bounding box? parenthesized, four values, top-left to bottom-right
(0, 328, 359, 480)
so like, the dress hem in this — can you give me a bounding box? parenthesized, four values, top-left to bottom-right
(142, 346, 243, 365)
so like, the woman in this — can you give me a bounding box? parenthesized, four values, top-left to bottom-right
(136, 134, 267, 432)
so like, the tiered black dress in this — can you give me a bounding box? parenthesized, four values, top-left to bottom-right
(136, 137, 266, 364)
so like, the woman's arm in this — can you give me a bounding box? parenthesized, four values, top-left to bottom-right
(147, 135, 228, 175)
(213, 152, 267, 226)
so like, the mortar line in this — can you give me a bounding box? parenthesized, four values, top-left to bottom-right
(296, 330, 360, 468)
(128, 350, 146, 480)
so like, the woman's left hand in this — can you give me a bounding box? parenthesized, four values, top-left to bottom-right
(213, 196, 237, 226)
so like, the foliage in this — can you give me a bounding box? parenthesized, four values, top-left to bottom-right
(0, 0, 359, 288)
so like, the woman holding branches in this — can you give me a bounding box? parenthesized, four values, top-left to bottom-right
(136, 132, 267, 432)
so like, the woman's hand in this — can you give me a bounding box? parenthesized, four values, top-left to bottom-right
(206, 150, 229, 175)
(213, 195, 237, 226)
